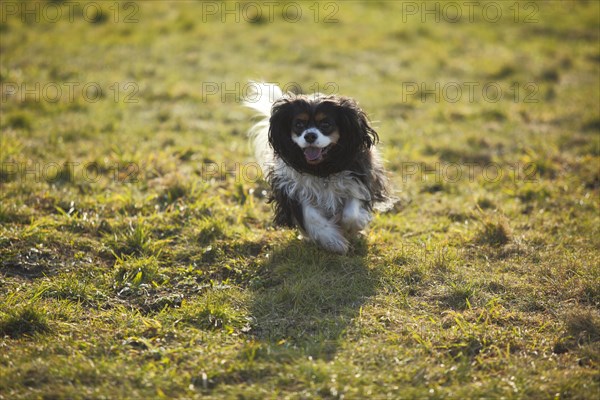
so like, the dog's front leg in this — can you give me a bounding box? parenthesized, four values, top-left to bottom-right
(341, 198, 372, 235)
(302, 203, 349, 254)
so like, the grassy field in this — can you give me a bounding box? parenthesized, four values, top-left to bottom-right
(1, 0, 599, 398)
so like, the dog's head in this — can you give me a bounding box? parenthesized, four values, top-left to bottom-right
(268, 94, 378, 176)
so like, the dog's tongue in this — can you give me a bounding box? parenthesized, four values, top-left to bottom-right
(304, 147, 322, 161)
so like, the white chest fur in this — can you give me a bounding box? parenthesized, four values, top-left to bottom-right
(271, 161, 372, 218)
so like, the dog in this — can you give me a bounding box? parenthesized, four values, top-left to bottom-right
(245, 82, 394, 254)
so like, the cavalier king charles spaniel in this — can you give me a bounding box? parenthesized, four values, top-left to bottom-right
(245, 82, 394, 254)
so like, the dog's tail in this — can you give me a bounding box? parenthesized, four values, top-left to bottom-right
(244, 82, 284, 175)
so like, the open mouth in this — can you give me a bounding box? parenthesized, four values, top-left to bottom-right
(303, 145, 332, 165)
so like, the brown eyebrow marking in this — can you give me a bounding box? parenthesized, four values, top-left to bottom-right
(328, 130, 340, 144)
(295, 112, 309, 121)
(315, 112, 327, 122)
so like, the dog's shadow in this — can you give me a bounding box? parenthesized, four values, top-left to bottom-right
(247, 238, 378, 361)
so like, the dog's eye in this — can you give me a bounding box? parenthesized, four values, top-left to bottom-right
(319, 121, 332, 131)
(294, 120, 306, 130)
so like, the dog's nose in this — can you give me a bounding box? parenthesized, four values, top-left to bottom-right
(304, 132, 317, 144)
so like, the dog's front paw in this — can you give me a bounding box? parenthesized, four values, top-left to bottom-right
(319, 232, 349, 254)
(303, 204, 350, 254)
(341, 202, 372, 235)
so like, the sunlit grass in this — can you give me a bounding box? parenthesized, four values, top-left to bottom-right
(0, 1, 598, 398)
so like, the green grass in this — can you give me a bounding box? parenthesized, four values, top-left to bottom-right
(1, 0, 599, 398)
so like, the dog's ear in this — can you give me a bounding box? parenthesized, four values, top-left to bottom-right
(268, 97, 298, 156)
(336, 98, 379, 150)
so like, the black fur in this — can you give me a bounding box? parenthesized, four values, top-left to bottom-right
(268, 173, 305, 230)
(345, 150, 390, 211)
